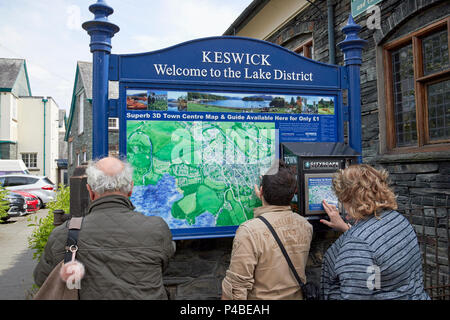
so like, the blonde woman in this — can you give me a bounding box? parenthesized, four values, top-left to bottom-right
(320, 164, 429, 300)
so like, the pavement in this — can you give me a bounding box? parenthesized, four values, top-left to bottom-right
(0, 209, 49, 300)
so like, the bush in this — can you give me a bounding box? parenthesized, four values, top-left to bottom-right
(28, 184, 70, 261)
(0, 186, 10, 222)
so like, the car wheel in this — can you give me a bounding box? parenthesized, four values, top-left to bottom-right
(37, 198, 43, 209)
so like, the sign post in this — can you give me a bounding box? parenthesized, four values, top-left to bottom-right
(338, 14, 367, 163)
(82, 0, 119, 159)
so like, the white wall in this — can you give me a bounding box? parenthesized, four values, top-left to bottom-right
(17, 97, 59, 183)
(0, 93, 19, 142)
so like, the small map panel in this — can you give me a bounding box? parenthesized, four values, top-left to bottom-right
(307, 176, 338, 211)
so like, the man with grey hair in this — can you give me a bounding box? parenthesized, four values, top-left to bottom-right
(34, 157, 175, 299)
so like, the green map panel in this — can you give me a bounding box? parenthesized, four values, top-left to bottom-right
(127, 120, 276, 228)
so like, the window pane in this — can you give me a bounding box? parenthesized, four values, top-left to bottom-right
(43, 178, 54, 185)
(391, 44, 417, 147)
(22, 153, 37, 168)
(21, 154, 28, 166)
(422, 29, 449, 76)
(7, 176, 28, 186)
(427, 79, 450, 141)
(27, 177, 38, 184)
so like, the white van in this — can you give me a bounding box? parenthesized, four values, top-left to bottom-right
(0, 160, 29, 175)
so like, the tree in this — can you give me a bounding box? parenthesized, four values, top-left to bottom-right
(289, 97, 295, 106)
(269, 97, 285, 108)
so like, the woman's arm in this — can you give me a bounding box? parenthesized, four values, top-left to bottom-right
(334, 237, 377, 300)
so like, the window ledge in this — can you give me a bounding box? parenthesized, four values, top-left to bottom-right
(375, 150, 450, 163)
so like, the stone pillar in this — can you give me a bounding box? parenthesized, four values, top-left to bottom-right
(69, 165, 90, 217)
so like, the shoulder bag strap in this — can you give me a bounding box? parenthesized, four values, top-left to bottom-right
(257, 215, 306, 290)
(64, 217, 83, 263)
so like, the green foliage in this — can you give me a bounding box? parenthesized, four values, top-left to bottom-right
(187, 92, 227, 101)
(28, 184, 70, 261)
(0, 186, 10, 221)
(46, 184, 70, 214)
(269, 97, 286, 108)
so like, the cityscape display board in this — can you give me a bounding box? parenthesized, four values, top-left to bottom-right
(111, 36, 346, 239)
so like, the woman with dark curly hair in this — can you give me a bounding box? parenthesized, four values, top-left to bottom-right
(320, 164, 429, 300)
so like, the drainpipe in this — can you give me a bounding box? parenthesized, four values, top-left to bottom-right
(327, 0, 336, 64)
(42, 98, 48, 176)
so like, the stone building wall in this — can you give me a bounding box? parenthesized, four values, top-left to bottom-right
(68, 98, 119, 177)
(0, 142, 17, 160)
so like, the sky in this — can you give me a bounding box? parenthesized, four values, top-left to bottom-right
(0, 0, 253, 113)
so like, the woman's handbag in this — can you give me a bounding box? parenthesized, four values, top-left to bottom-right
(33, 217, 84, 300)
(257, 215, 319, 300)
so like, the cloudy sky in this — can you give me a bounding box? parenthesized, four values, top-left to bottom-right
(0, 0, 252, 113)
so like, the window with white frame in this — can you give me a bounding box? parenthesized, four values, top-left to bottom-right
(22, 153, 37, 168)
(108, 117, 119, 130)
(78, 92, 84, 134)
(83, 151, 87, 163)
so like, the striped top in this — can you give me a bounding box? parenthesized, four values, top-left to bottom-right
(320, 210, 430, 300)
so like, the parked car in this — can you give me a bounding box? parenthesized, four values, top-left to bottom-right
(3, 192, 27, 219)
(12, 191, 39, 213)
(0, 174, 56, 208)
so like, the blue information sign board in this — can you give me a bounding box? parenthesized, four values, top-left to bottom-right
(108, 36, 347, 239)
(83, 0, 364, 240)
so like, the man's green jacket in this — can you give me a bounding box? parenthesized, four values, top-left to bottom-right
(34, 194, 175, 299)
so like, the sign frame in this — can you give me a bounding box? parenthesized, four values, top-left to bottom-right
(83, 0, 365, 240)
(110, 36, 346, 240)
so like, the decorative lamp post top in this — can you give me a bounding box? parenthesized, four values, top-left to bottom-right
(338, 14, 367, 66)
(82, 0, 119, 53)
(88, 0, 114, 17)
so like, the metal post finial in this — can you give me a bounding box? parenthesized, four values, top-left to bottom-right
(82, 0, 119, 53)
(338, 14, 367, 66)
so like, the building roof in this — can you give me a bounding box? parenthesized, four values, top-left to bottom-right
(0, 58, 32, 95)
(77, 61, 92, 99)
(64, 61, 92, 141)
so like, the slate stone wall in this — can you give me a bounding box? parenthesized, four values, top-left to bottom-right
(68, 99, 119, 177)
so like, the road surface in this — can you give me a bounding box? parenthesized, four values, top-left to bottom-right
(0, 209, 49, 300)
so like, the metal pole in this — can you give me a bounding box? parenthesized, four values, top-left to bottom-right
(338, 14, 367, 163)
(42, 98, 47, 175)
(82, 0, 119, 159)
(327, 0, 335, 64)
